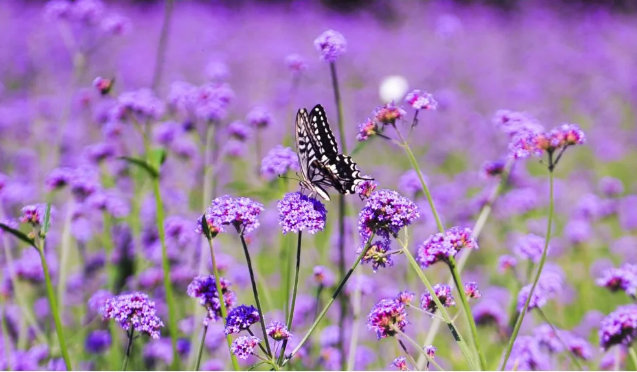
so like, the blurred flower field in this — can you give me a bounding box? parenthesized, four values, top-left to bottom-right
(1, 0, 637, 370)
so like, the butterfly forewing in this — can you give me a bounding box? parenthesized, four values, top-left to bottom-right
(295, 108, 331, 200)
(308, 104, 339, 162)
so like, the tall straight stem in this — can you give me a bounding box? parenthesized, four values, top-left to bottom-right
(278, 232, 303, 365)
(122, 327, 134, 371)
(500, 167, 555, 370)
(193, 325, 208, 371)
(151, 0, 175, 90)
(205, 237, 240, 370)
(629, 348, 637, 370)
(238, 232, 273, 357)
(281, 234, 375, 367)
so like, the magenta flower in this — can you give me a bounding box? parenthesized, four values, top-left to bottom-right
(231, 336, 261, 360)
(367, 298, 408, 339)
(314, 30, 347, 62)
(405, 90, 438, 111)
(101, 292, 164, 339)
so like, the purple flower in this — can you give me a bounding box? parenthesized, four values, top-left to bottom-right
(373, 101, 406, 125)
(421, 284, 455, 313)
(564, 219, 592, 244)
(84, 142, 116, 164)
(391, 356, 408, 370)
(398, 170, 423, 196)
(101, 14, 131, 36)
(88, 289, 112, 315)
(596, 264, 637, 297)
(416, 227, 478, 268)
(517, 285, 547, 312)
(203, 195, 264, 234)
(513, 233, 546, 263)
(19, 204, 46, 226)
(405, 90, 438, 111)
(277, 192, 327, 234)
(356, 180, 377, 199)
(313, 266, 335, 287)
(118, 88, 165, 121)
(493, 110, 544, 137)
(599, 305, 637, 350)
(599, 177, 624, 197)
(227, 121, 251, 142)
(424, 345, 437, 358)
(358, 239, 393, 272)
(358, 189, 420, 242)
(395, 291, 415, 305)
(85, 330, 111, 354)
(143, 338, 173, 366)
(474, 300, 507, 328)
(266, 321, 292, 341)
(465, 282, 482, 299)
(231, 336, 260, 360)
(356, 118, 378, 142)
(246, 106, 273, 129)
(93, 76, 114, 95)
(224, 305, 260, 335)
(509, 123, 586, 160)
(533, 324, 563, 353)
(314, 30, 347, 62)
(261, 146, 300, 181)
(498, 255, 518, 273)
(101, 292, 164, 339)
(187, 275, 236, 325)
(284, 54, 308, 75)
(505, 336, 550, 370)
(367, 298, 408, 339)
(565, 334, 593, 360)
(482, 160, 506, 177)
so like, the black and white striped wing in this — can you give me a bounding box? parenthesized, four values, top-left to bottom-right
(316, 154, 374, 195)
(307, 104, 339, 163)
(295, 108, 331, 200)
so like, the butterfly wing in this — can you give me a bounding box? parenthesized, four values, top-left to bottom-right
(316, 154, 373, 195)
(307, 104, 339, 162)
(295, 108, 331, 200)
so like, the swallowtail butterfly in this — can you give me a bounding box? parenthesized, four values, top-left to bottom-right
(295, 104, 373, 201)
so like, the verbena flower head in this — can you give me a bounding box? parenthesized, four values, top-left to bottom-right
(356, 180, 378, 199)
(424, 345, 437, 358)
(231, 336, 260, 360)
(45, 167, 74, 190)
(313, 266, 335, 287)
(93, 76, 114, 95)
(398, 170, 423, 196)
(356, 118, 378, 142)
(187, 275, 236, 325)
(277, 192, 327, 234)
(118, 88, 165, 121)
(599, 177, 624, 197)
(493, 109, 544, 137)
(358, 189, 420, 242)
(565, 334, 593, 360)
(19, 204, 46, 227)
(266, 321, 292, 341)
(465, 282, 482, 299)
(224, 304, 260, 335)
(599, 305, 637, 350)
(358, 239, 393, 272)
(314, 30, 347, 62)
(391, 356, 408, 371)
(416, 227, 478, 268)
(533, 324, 563, 353)
(421, 284, 455, 313)
(483, 160, 506, 177)
(284, 54, 308, 75)
(405, 90, 438, 111)
(261, 146, 299, 181)
(246, 106, 273, 129)
(227, 121, 251, 142)
(395, 291, 415, 304)
(373, 101, 406, 125)
(509, 123, 586, 160)
(596, 264, 637, 296)
(367, 298, 408, 339)
(506, 336, 550, 370)
(517, 284, 547, 312)
(85, 330, 111, 354)
(474, 300, 507, 328)
(88, 289, 112, 315)
(204, 195, 264, 234)
(101, 292, 164, 339)
(514, 233, 546, 263)
(498, 255, 518, 273)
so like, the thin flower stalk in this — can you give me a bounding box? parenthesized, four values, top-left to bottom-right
(194, 325, 208, 371)
(397, 339, 419, 371)
(122, 326, 134, 371)
(629, 348, 637, 370)
(392, 326, 444, 371)
(536, 308, 583, 370)
(277, 232, 303, 365)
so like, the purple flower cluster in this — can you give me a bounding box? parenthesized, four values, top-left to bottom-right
(464, 282, 482, 299)
(19, 204, 46, 227)
(420, 284, 455, 313)
(373, 101, 406, 125)
(101, 292, 164, 338)
(277, 192, 327, 234)
(358, 240, 394, 272)
(314, 30, 347, 62)
(117, 88, 165, 122)
(405, 90, 438, 111)
(482, 160, 506, 177)
(231, 335, 261, 359)
(396, 291, 415, 305)
(356, 118, 378, 142)
(509, 123, 586, 160)
(266, 321, 292, 341)
(596, 264, 637, 297)
(187, 275, 236, 325)
(224, 304, 260, 335)
(493, 110, 544, 138)
(513, 233, 546, 263)
(356, 180, 378, 199)
(416, 227, 478, 268)
(202, 195, 264, 234)
(358, 189, 420, 242)
(246, 106, 273, 129)
(391, 356, 408, 370)
(599, 305, 637, 350)
(313, 266, 335, 287)
(284, 54, 308, 75)
(367, 298, 408, 339)
(261, 146, 299, 180)
(85, 330, 111, 354)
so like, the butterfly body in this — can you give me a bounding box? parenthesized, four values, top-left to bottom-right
(295, 104, 373, 201)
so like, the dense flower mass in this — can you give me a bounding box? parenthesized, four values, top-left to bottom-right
(266, 321, 292, 341)
(277, 192, 327, 234)
(421, 284, 455, 313)
(203, 195, 264, 234)
(101, 292, 164, 338)
(596, 264, 637, 297)
(367, 298, 408, 339)
(224, 304, 260, 335)
(261, 145, 300, 180)
(187, 275, 236, 325)
(599, 305, 637, 350)
(231, 336, 261, 360)
(405, 90, 438, 111)
(358, 189, 420, 242)
(416, 227, 478, 268)
(314, 30, 347, 62)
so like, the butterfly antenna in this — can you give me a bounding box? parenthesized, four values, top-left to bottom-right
(277, 174, 301, 182)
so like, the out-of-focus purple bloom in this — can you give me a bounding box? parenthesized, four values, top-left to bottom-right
(599, 177, 624, 197)
(144, 338, 173, 366)
(266, 321, 292, 341)
(314, 30, 347, 62)
(405, 90, 437, 111)
(474, 299, 507, 328)
(398, 170, 423, 196)
(47, 358, 67, 371)
(246, 106, 273, 129)
(19, 204, 46, 226)
(367, 298, 408, 339)
(224, 305, 260, 335)
(88, 289, 112, 315)
(203, 195, 264, 234)
(517, 284, 547, 312)
(498, 255, 518, 273)
(85, 330, 111, 354)
(224, 140, 247, 158)
(261, 146, 300, 181)
(15, 249, 57, 282)
(465, 282, 482, 299)
(391, 356, 408, 370)
(564, 219, 592, 244)
(513, 233, 546, 263)
(277, 192, 326, 234)
(356, 179, 377, 199)
(424, 345, 437, 359)
(313, 266, 335, 287)
(493, 110, 544, 138)
(205, 61, 230, 82)
(396, 291, 415, 305)
(373, 101, 406, 125)
(498, 188, 538, 217)
(319, 325, 340, 347)
(596, 264, 637, 297)
(118, 88, 165, 121)
(358, 239, 393, 272)
(84, 142, 116, 164)
(356, 117, 378, 142)
(201, 359, 225, 371)
(619, 195, 637, 231)
(177, 338, 191, 356)
(358, 189, 420, 242)
(565, 334, 593, 360)
(416, 227, 478, 268)
(483, 160, 506, 177)
(533, 324, 563, 353)
(187, 275, 236, 325)
(505, 336, 551, 370)
(284, 54, 308, 75)
(573, 193, 601, 221)
(231, 336, 260, 360)
(101, 14, 131, 36)
(102, 292, 164, 338)
(421, 284, 455, 313)
(227, 121, 251, 142)
(93, 76, 114, 95)
(599, 305, 637, 350)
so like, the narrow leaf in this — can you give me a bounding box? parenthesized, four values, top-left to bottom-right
(43, 203, 52, 236)
(148, 148, 167, 170)
(0, 223, 36, 249)
(118, 156, 159, 179)
(200, 214, 211, 239)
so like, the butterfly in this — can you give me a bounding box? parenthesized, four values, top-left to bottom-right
(295, 104, 373, 201)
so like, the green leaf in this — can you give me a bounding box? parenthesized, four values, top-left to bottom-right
(43, 203, 52, 236)
(119, 156, 159, 179)
(0, 223, 36, 249)
(200, 213, 211, 239)
(148, 148, 167, 171)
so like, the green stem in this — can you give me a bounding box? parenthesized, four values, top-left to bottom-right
(193, 325, 208, 371)
(536, 309, 583, 370)
(629, 347, 637, 370)
(237, 231, 273, 358)
(401, 246, 477, 370)
(448, 257, 486, 370)
(122, 327, 134, 371)
(281, 234, 376, 367)
(151, 0, 175, 90)
(278, 232, 303, 365)
(500, 167, 555, 370)
(205, 236, 241, 371)
(37, 240, 72, 370)
(396, 339, 419, 371)
(393, 327, 444, 371)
